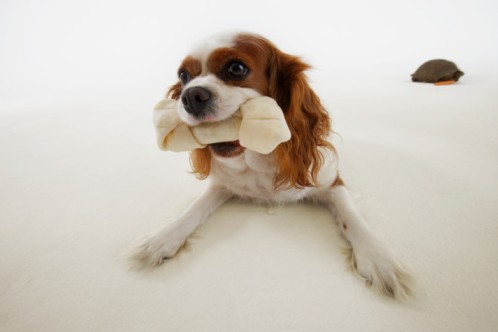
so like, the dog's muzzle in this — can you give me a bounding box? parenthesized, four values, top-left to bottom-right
(181, 87, 212, 119)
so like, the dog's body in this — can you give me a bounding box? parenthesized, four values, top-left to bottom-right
(130, 32, 412, 299)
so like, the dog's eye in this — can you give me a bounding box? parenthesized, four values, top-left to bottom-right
(179, 71, 190, 85)
(225, 61, 248, 80)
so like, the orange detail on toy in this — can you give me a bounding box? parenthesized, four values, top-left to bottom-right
(434, 80, 456, 86)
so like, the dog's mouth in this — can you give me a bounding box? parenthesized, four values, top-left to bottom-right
(209, 140, 245, 158)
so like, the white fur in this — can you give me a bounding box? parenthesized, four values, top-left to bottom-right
(177, 74, 261, 125)
(129, 33, 413, 300)
(187, 31, 237, 74)
(210, 149, 336, 203)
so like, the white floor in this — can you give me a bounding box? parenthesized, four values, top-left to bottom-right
(2, 67, 498, 331)
(1, 1, 498, 331)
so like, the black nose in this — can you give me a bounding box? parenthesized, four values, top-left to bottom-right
(181, 87, 212, 117)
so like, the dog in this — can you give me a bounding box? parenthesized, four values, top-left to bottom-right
(130, 32, 412, 299)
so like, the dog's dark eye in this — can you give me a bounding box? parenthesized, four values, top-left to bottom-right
(225, 61, 248, 80)
(179, 71, 190, 85)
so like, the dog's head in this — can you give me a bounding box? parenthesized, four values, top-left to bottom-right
(167, 32, 332, 189)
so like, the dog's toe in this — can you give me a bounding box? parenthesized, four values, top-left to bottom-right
(126, 234, 185, 270)
(344, 246, 414, 300)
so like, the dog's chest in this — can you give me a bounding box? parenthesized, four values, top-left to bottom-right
(210, 151, 310, 202)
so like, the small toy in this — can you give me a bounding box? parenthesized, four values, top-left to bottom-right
(153, 96, 291, 154)
(411, 59, 464, 84)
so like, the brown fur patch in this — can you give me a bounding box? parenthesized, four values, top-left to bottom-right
(207, 40, 269, 95)
(179, 56, 202, 77)
(189, 147, 211, 180)
(332, 176, 345, 187)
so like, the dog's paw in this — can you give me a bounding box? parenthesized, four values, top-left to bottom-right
(344, 244, 413, 300)
(126, 229, 188, 270)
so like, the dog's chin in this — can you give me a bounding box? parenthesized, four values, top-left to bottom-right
(209, 141, 245, 158)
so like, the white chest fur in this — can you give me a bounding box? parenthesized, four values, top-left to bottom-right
(210, 149, 338, 203)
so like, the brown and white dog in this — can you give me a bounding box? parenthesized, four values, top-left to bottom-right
(130, 32, 412, 299)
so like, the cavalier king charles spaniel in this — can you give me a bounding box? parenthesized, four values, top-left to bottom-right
(130, 32, 412, 299)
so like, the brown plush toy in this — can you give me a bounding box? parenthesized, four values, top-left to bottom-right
(411, 59, 464, 84)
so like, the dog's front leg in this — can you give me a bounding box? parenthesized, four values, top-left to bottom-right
(320, 184, 413, 300)
(128, 184, 232, 269)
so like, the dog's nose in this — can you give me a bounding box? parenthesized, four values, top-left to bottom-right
(181, 87, 212, 117)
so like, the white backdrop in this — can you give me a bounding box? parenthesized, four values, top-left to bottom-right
(1, 0, 497, 107)
(1, 1, 498, 332)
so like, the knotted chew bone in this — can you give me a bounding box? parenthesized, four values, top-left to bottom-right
(153, 96, 291, 154)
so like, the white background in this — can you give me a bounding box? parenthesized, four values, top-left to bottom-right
(1, 1, 498, 332)
(1, 0, 497, 107)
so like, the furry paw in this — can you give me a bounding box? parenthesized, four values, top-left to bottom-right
(126, 229, 187, 270)
(344, 245, 413, 300)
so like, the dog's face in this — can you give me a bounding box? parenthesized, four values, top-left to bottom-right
(167, 32, 332, 189)
(169, 32, 283, 158)
(173, 33, 271, 126)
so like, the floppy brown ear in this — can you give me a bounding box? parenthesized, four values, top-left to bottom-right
(267, 47, 333, 189)
(167, 81, 183, 100)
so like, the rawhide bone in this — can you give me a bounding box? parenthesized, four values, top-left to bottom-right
(153, 96, 291, 154)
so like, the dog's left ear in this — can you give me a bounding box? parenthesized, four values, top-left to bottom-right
(167, 81, 182, 100)
(266, 45, 333, 189)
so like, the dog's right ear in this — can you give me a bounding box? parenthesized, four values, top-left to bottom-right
(167, 81, 182, 100)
